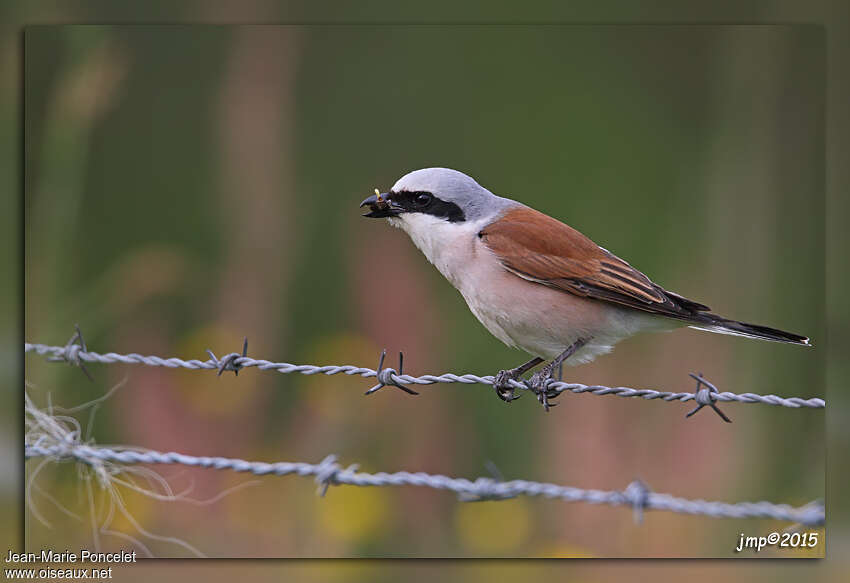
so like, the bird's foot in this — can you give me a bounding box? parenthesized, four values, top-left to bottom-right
(492, 357, 544, 403)
(527, 339, 588, 411)
(528, 365, 562, 412)
(493, 369, 523, 403)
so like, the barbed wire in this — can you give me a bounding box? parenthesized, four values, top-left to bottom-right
(24, 332, 826, 419)
(24, 442, 825, 527)
(23, 331, 826, 531)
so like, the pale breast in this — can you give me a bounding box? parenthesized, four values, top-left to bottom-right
(459, 236, 669, 362)
(391, 214, 668, 363)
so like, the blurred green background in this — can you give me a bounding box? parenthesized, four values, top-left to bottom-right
(21, 24, 824, 558)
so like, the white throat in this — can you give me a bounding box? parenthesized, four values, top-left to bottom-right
(388, 214, 487, 289)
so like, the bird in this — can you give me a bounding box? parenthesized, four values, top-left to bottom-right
(359, 168, 810, 410)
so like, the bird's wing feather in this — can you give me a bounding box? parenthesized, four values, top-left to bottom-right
(479, 206, 711, 320)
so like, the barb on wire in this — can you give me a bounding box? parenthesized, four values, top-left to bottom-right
(458, 461, 516, 502)
(687, 373, 732, 423)
(24, 441, 824, 527)
(24, 339, 826, 414)
(46, 325, 94, 382)
(207, 337, 248, 377)
(621, 479, 651, 524)
(365, 350, 418, 396)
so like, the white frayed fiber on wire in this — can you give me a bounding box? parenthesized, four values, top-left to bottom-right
(24, 329, 825, 529)
(24, 392, 824, 527)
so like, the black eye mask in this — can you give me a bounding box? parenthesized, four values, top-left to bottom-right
(389, 190, 466, 223)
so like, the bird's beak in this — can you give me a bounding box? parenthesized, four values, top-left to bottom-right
(360, 191, 401, 218)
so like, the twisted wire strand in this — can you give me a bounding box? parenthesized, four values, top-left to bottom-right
(24, 442, 824, 526)
(24, 342, 826, 410)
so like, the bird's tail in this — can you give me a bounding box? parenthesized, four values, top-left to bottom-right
(688, 316, 811, 346)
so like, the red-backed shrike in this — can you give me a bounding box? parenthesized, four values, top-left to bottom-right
(360, 168, 810, 409)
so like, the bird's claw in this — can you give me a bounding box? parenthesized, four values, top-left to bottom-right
(493, 369, 522, 403)
(529, 369, 561, 412)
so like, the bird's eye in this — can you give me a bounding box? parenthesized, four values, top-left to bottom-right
(415, 193, 433, 207)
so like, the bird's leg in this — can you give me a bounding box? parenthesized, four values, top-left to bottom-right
(529, 338, 589, 411)
(492, 357, 544, 403)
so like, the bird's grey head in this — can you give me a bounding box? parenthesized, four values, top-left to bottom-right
(360, 168, 509, 224)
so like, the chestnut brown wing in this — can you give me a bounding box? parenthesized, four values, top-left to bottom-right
(479, 206, 711, 319)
